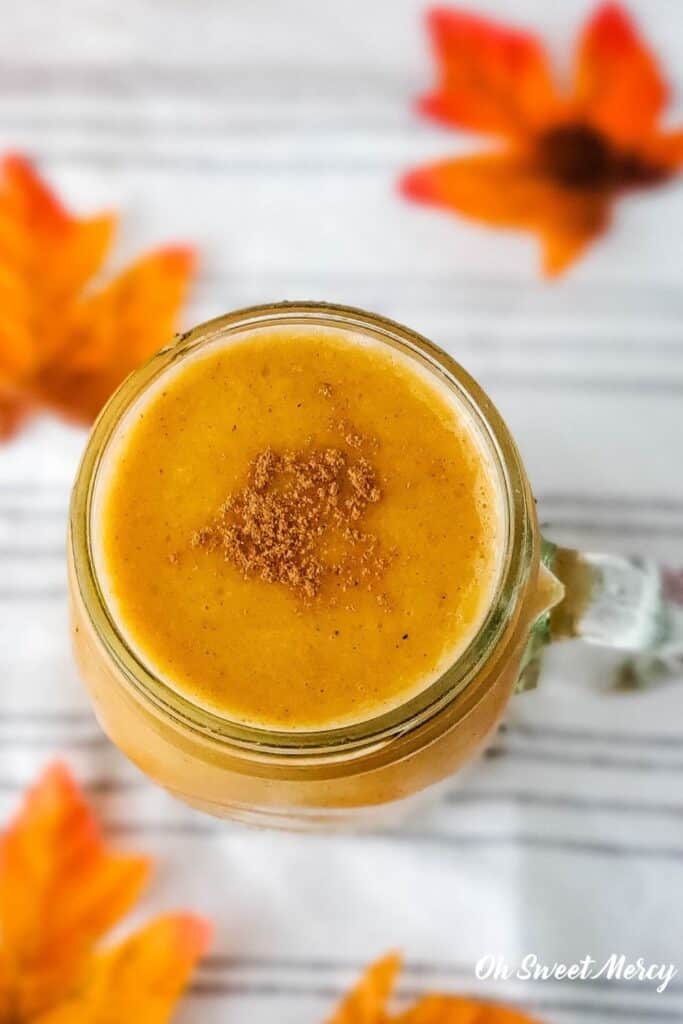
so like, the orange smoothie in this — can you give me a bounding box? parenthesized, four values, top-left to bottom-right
(93, 324, 502, 731)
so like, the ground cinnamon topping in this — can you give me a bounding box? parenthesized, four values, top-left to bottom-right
(332, 417, 380, 452)
(191, 434, 390, 600)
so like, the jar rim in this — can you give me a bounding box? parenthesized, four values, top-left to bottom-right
(69, 301, 536, 757)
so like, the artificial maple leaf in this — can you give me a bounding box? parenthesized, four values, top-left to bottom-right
(326, 956, 544, 1024)
(0, 762, 210, 1023)
(400, 3, 683, 275)
(0, 154, 195, 439)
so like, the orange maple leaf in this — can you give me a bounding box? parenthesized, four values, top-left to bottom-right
(326, 955, 544, 1024)
(0, 762, 210, 1023)
(0, 154, 195, 439)
(400, 3, 683, 275)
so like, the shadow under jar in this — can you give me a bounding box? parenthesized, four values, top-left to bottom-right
(68, 303, 683, 830)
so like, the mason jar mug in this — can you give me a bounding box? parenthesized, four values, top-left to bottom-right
(68, 303, 683, 829)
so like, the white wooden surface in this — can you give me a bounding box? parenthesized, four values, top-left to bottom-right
(1, 3, 682, 1022)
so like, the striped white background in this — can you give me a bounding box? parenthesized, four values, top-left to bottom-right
(1, 2, 682, 1021)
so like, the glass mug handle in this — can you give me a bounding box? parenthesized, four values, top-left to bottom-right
(516, 539, 683, 693)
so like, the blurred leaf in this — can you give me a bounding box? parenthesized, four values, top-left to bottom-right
(0, 762, 210, 1023)
(0, 154, 195, 440)
(326, 955, 544, 1024)
(400, 3, 683, 276)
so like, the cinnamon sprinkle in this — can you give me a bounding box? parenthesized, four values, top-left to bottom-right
(191, 438, 390, 600)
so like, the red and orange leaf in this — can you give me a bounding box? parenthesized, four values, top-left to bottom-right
(35, 914, 212, 1024)
(0, 154, 194, 440)
(327, 953, 402, 1024)
(0, 762, 150, 1019)
(395, 993, 544, 1023)
(400, 150, 610, 276)
(404, 4, 683, 276)
(574, 3, 668, 147)
(418, 7, 560, 138)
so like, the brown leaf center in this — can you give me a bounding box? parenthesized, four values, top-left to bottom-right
(536, 122, 666, 189)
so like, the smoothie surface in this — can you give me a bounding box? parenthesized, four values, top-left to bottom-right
(96, 325, 502, 729)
